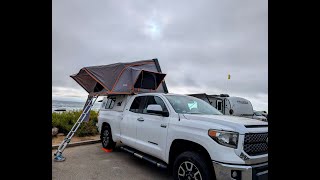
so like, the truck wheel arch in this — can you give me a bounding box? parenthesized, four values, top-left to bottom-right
(100, 122, 116, 141)
(168, 139, 214, 174)
(101, 122, 110, 131)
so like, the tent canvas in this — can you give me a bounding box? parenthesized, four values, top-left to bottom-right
(70, 59, 168, 96)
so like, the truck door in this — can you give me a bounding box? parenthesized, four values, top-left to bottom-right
(135, 95, 169, 160)
(120, 96, 146, 148)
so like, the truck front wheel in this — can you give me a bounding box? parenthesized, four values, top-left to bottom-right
(173, 151, 214, 180)
(101, 125, 116, 150)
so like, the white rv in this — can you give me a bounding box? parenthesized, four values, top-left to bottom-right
(189, 93, 267, 122)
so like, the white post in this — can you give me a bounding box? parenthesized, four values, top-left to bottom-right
(227, 74, 230, 94)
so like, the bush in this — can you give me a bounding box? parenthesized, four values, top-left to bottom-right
(52, 110, 99, 137)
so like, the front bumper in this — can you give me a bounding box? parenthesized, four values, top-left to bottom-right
(212, 161, 268, 180)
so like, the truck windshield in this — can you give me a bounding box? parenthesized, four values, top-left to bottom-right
(165, 95, 222, 115)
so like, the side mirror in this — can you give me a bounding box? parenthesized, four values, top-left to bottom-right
(147, 105, 169, 117)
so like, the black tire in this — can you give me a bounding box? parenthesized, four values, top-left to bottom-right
(100, 125, 116, 149)
(173, 151, 214, 180)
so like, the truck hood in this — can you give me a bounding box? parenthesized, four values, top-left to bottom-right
(182, 114, 268, 134)
(253, 115, 267, 120)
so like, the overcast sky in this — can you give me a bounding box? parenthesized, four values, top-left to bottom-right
(52, 0, 268, 111)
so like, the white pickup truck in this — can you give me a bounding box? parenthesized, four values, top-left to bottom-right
(97, 93, 268, 180)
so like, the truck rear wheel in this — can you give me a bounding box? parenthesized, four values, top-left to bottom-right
(173, 151, 214, 180)
(101, 125, 116, 150)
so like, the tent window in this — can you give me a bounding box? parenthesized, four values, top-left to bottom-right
(94, 82, 104, 92)
(134, 71, 166, 90)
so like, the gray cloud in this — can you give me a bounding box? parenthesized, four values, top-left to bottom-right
(53, 0, 268, 110)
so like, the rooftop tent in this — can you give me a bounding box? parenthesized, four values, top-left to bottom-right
(54, 59, 168, 161)
(70, 59, 168, 96)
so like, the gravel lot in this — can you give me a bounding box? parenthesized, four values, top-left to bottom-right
(52, 143, 172, 180)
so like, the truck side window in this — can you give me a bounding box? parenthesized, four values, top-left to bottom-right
(129, 96, 144, 113)
(105, 97, 116, 109)
(101, 101, 106, 109)
(142, 96, 168, 114)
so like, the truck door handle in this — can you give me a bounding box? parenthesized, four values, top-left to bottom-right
(137, 117, 144, 122)
(160, 124, 167, 128)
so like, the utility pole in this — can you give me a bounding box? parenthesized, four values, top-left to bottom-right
(227, 74, 230, 94)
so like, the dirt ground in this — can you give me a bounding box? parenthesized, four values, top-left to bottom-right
(52, 143, 170, 180)
(52, 135, 100, 145)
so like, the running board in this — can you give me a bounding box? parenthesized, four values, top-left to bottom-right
(120, 146, 167, 169)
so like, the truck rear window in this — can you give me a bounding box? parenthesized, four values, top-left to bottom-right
(105, 97, 116, 109)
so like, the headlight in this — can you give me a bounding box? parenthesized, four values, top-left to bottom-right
(208, 129, 239, 148)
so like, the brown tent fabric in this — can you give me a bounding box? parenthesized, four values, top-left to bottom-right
(70, 59, 168, 96)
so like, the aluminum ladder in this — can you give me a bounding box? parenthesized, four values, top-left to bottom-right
(54, 95, 99, 162)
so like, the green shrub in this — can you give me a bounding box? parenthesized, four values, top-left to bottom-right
(52, 110, 99, 137)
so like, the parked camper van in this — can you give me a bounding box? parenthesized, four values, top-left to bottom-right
(188, 93, 267, 122)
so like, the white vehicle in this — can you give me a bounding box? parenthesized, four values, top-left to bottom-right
(56, 59, 268, 179)
(253, 111, 268, 122)
(189, 94, 267, 122)
(97, 93, 268, 180)
(257, 111, 268, 119)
